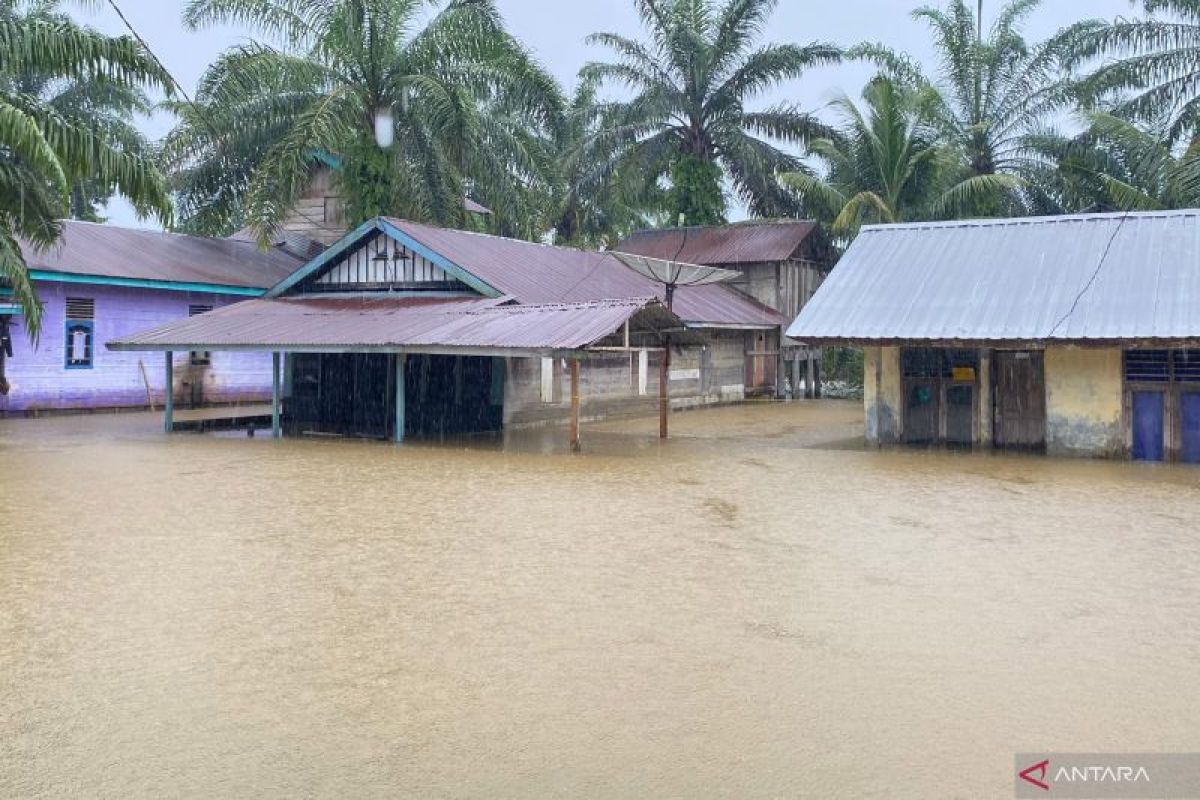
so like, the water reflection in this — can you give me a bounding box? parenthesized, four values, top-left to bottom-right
(1, 401, 1198, 798)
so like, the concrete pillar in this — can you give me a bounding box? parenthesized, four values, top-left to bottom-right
(271, 351, 281, 439)
(977, 349, 992, 448)
(805, 351, 816, 399)
(395, 353, 407, 443)
(164, 351, 174, 433)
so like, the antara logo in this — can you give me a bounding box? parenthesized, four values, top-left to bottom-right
(1018, 757, 1152, 792)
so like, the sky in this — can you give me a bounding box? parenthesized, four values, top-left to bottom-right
(70, 0, 1137, 227)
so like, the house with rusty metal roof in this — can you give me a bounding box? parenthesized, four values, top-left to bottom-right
(787, 209, 1200, 463)
(0, 220, 305, 415)
(619, 220, 830, 398)
(109, 216, 787, 446)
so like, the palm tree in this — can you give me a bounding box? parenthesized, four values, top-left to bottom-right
(0, 0, 173, 335)
(1063, 1, 1200, 146)
(1022, 112, 1200, 213)
(550, 78, 668, 248)
(853, 0, 1079, 216)
(580, 0, 841, 223)
(780, 77, 945, 239)
(2, 1, 156, 222)
(167, 0, 563, 242)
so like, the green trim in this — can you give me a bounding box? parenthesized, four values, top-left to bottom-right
(0, 303, 21, 315)
(265, 219, 379, 297)
(308, 148, 343, 171)
(0, 287, 12, 297)
(30, 270, 265, 296)
(264, 218, 502, 299)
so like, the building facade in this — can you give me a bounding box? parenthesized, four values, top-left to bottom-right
(110, 217, 787, 443)
(788, 210, 1200, 463)
(0, 221, 303, 415)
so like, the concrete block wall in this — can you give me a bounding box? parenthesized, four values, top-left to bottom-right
(0, 282, 272, 414)
(1044, 346, 1124, 458)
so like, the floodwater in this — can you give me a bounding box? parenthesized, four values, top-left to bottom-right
(2, 402, 1199, 798)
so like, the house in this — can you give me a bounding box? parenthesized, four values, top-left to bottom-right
(618, 220, 830, 397)
(786, 209, 1200, 462)
(0, 221, 305, 415)
(109, 217, 787, 444)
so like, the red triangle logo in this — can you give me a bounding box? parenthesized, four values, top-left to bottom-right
(1019, 759, 1050, 791)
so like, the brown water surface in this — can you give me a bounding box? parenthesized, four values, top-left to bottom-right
(2, 401, 1199, 798)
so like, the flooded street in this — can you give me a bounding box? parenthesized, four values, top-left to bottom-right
(2, 401, 1199, 798)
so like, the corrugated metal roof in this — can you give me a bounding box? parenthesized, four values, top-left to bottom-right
(787, 210, 1200, 344)
(385, 218, 785, 328)
(108, 296, 675, 353)
(617, 220, 819, 265)
(20, 220, 304, 289)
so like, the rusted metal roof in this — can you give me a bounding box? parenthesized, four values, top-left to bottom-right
(108, 296, 678, 355)
(617, 220, 819, 266)
(788, 210, 1200, 344)
(20, 220, 304, 289)
(383, 218, 785, 328)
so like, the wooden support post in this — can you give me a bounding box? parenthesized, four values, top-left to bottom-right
(164, 351, 174, 433)
(271, 351, 282, 438)
(395, 353, 407, 443)
(569, 359, 581, 452)
(806, 351, 816, 400)
(659, 343, 670, 439)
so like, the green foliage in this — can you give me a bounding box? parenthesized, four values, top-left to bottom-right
(781, 76, 947, 240)
(852, 0, 1087, 218)
(0, 0, 172, 335)
(166, 0, 564, 243)
(1062, 0, 1200, 145)
(669, 154, 725, 226)
(821, 347, 864, 394)
(580, 0, 841, 222)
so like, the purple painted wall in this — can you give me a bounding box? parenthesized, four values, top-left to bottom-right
(0, 281, 271, 414)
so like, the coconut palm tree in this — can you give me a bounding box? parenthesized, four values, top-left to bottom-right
(1063, 1, 1200, 146)
(1022, 112, 1200, 213)
(0, 0, 173, 335)
(853, 0, 1081, 216)
(167, 0, 563, 242)
(780, 76, 946, 240)
(580, 0, 841, 223)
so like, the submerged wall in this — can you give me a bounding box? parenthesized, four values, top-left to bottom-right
(1044, 346, 1124, 458)
(0, 282, 271, 414)
(503, 332, 755, 428)
(863, 346, 901, 445)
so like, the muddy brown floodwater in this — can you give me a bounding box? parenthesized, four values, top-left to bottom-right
(2, 401, 1199, 798)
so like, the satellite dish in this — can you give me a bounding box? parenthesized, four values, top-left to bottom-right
(610, 252, 739, 290)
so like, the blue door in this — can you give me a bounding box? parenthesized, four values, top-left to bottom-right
(1132, 391, 1165, 461)
(1180, 393, 1200, 464)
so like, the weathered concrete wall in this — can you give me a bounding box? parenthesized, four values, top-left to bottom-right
(863, 346, 902, 446)
(503, 332, 752, 428)
(1044, 347, 1124, 458)
(0, 283, 271, 414)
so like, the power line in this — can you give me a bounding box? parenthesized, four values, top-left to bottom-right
(103, 0, 331, 236)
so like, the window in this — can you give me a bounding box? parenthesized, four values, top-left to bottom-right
(64, 297, 94, 369)
(188, 304, 213, 366)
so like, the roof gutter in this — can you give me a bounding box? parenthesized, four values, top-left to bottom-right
(30, 270, 265, 296)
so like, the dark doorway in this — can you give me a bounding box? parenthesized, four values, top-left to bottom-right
(993, 351, 1046, 450)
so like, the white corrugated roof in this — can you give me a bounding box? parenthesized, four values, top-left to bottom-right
(787, 209, 1200, 343)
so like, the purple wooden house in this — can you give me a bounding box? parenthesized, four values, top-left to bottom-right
(0, 221, 305, 415)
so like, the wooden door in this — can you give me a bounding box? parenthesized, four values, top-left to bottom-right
(993, 351, 1046, 449)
